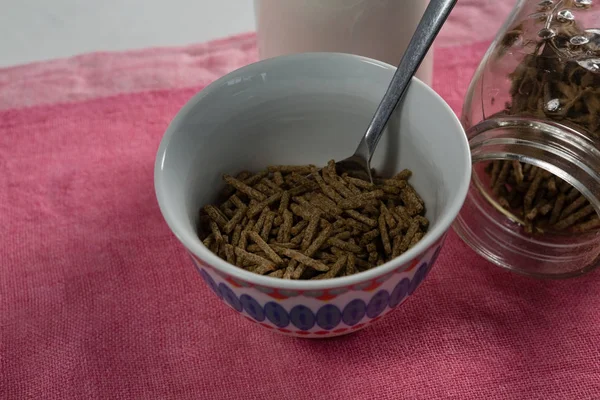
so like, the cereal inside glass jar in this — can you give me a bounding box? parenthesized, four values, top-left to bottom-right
(454, 0, 600, 278)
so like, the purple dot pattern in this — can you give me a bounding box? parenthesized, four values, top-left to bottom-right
(196, 246, 438, 331)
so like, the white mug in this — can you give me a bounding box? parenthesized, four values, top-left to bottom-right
(254, 0, 433, 86)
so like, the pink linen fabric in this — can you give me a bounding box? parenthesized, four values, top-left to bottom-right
(2, 2, 599, 399)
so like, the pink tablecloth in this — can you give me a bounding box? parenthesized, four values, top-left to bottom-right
(2, 2, 599, 399)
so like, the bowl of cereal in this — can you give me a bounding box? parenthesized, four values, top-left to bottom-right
(155, 53, 471, 337)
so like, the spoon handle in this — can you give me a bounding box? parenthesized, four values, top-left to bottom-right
(355, 0, 458, 161)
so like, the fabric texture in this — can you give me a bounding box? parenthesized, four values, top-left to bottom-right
(2, 2, 599, 399)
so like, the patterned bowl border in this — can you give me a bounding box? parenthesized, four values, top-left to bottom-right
(188, 237, 445, 336)
(194, 250, 437, 336)
(189, 234, 446, 301)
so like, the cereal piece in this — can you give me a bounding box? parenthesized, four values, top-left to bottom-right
(323, 164, 355, 198)
(399, 220, 420, 252)
(274, 247, 329, 272)
(260, 212, 275, 241)
(400, 187, 424, 216)
(261, 178, 282, 192)
(223, 174, 267, 201)
(572, 217, 600, 233)
(234, 247, 276, 272)
(368, 251, 378, 264)
(527, 166, 538, 182)
(273, 171, 284, 186)
(335, 231, 352, 240)
(231, 225, 242, 247)
(254, 183, 275, 196)
(345, 252, 356, 275)
(360, 229, 380, 246)
(366, 242, 377, 253)
(278, 191, 290, 214)
(327, 237, 363, 253)
(244, 218, 255, 232)
(539, 201, 553, 216)
(338, 190, 385, 209)
(525, 207, 538, 222)
(277, 209, 293, 243)
(382, 185, 401, 195)
(243, 171, 268, 186)
(313, 168, 344, 202)
(247, 231, 284, 264)
(355, 257, 372, 271)
(409, 232, 424, 249)
(290, 203, 312, 220)
(223, 206, 247, 234)
(555, 204, 595, 230)
(492, 161, 511, 195)
(311, 193, 344, 216)
(344, 210, 378, 227)
(512, 161, 524, 185)
(558, 179, 571, 194)
(393, 169, 412, 181)
(291, 220, 308, 235)
(344, 218, 369, 233)
(301, 212, 322, 250)
(246, 244, 262, 253)
(210, 220, 223, 244)
(392, 235, 403, 258)
(549, 193, 566, 225)
(254, 264, 277, 275)
(566, 186, 580, 202)
(268, 269, 285, 278)
(291, 261, 310, 280)
(316, 254, 348, 279)
(202, 234, 214, 248)
(378, 212, 392, 255)
(393, 205, 411, 228)
(247, 192, 283, 218)
(291, 230, 306, 245)
(253, 207, 270, 233)
(268, 242, 297, 249)
(559, 195, 587, 220)
(523, 168, 543, 212)
(239, 230, 248, 251)
(381, 179, 407, 189)
(546, 177, 557, 196)
(283, 261, 298, 279)
(222, 207, 235, 218)
(287, 184, 313, 197)
(304, 224, 333, 257)
(204, 205, 229, 230)
(414, 215, 429, 229)
(235, 170, 252, 181)
(380, 203, 397, 229)
(229, 195, 246, 209)
(489, 161, 502, 187)
(224, 244, 236, 264)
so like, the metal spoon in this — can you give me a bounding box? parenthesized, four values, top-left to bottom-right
(334, 0, 457, 182)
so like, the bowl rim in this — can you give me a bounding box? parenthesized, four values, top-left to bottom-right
(154, 52, 471, 290)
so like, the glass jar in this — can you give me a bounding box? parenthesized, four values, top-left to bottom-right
(453, 0, 600, 278)
(253, 0, 434, 85)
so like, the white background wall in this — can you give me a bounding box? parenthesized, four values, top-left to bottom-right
(0, 0, 256, 67)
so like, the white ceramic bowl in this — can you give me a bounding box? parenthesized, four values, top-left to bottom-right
(155, 53, 471, 337)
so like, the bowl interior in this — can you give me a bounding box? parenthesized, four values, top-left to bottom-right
(155, 53, 470, 286)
